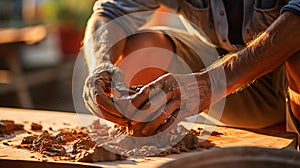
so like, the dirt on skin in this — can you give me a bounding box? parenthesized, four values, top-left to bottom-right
(15, 120, 217, 163)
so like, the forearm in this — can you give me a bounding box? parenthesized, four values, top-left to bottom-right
(83, 14, 127, 73)
(200, 12, 300, 104)
(84, 0, 164, 72)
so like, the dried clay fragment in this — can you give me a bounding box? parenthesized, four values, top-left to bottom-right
(0, 120, 24, 136)
(75, 144, 126, 162)
(31, 123, 43, 131)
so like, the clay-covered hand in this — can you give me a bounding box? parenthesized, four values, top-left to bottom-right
(126, 73, 212, 136)
(83, 63, 133, 125)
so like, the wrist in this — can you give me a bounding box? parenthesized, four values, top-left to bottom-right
(194, 69, 226, 107)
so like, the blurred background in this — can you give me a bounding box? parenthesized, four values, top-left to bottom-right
(0, 0, 95, 112)
(0, 0, 184, 114)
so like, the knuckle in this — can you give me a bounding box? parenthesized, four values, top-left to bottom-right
(141, 86, 150, 96)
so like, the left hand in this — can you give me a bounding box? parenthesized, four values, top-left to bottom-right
(124, 73, 212, 136)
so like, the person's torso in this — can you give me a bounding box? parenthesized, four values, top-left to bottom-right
(177, 0, 287, 52)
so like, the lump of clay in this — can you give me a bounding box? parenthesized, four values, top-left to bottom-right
(31, 122, 43, 131)
(116, 125, 215, 156)
(21, 135, 37, 144)
(32, 131, 66, 156)
(72, 138, 97, 154)
(86, 120, 111, 137)
(0, 120, 24, 136)
(55, 128, 88, 144)
(75, 144, 126, 162)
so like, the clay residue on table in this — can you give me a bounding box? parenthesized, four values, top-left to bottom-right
(30, 123, 43, 131)
(14, 121, 125, 162)
(105, 124, 216, 157)
(0, 120, 24, 136)
(8, 120, 217, 163)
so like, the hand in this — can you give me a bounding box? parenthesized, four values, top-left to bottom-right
(83, 64, 132, 125)
(126, 73, 212, 136)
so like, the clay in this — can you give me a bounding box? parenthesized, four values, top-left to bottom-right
(0, 120, 24, 136)
(21, 135, 37, 144)
(75, 144, 126, 162)
(197, 128, 223, 136)
(116, 125, 215, 157)
(14, 124, 25, 131)
(55, 128, 88, 144)
(16, 119, 217, 163)
(85, 119, 111, 137)
(73, 124, 215, 157)
(3, 142, 10, 146)
(72, 138, 97, 154)
(16, 123, 125, 162)
(30, 122, 43, 131)
(32, 131, 66, 156)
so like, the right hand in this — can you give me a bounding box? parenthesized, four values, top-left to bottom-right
(124, 73, 212, 136)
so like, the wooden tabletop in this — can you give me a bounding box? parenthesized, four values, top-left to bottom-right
(0, 107, 298, 168)
(0, 25, 46, 45)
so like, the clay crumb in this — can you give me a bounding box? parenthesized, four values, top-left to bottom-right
(3, 142, 9, 146)
(0, 120, 24, 136)
(31, 123, 43, 131)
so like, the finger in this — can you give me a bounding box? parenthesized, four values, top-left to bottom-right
(128, 121, 145, 137)
(84, 82, 124, 119)
(85, 101, 129, 125)
(141, 100, 181, 135)
(155, 110, 181, 134)
(95, 94, 123, 117)
(130, 80, 164, 110)
(116, 81, 165, 119)
(112, 97, 136, 118)
(130, 90, 174, 122)
(89, 79, 123, 117)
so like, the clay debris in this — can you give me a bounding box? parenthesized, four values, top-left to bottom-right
(0, 120, 24, 136)
(15, 120, 216, 163)
(20, 128, 89, 157)
(74, 139, 126, 162)
(112, 125, 215, 157)
(17, 122, 125, 162)
(30, 122, 43, 131)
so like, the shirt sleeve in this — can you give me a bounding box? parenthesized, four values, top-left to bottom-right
(281, 0, 300, 15)
(92, 0, 179, 34)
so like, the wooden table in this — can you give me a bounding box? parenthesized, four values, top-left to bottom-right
(0, 108, 298, 168)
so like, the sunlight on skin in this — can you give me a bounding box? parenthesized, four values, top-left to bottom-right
(116, 32, 174, 86)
